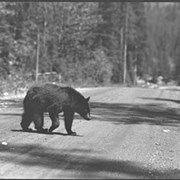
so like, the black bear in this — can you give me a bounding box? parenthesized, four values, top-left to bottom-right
(20, 83, 91, 135)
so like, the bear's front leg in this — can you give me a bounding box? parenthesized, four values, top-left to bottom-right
(64, 109, 76, 135)
(68, 131, 77, 136)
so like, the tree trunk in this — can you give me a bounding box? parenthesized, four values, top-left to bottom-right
(35, 28, 40, 83)
(123, 3, 129, 84)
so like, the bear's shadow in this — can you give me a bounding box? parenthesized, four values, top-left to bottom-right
(11, 129, 82, 137)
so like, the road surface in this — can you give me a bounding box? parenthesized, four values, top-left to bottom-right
(0, 86, 180, 179)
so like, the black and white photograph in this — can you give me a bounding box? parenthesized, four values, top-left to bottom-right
(0, 1, 180, 179)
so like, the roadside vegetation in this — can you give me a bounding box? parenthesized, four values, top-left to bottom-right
(0, 2, 179, 95)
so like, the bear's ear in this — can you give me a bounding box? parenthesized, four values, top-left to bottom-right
(86, 96, 90, 102)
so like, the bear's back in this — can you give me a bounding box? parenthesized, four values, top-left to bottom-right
(27, 83, 86, 106)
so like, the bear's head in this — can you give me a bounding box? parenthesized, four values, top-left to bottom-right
(75, 96, 91, 120)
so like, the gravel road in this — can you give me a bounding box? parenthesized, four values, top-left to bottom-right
(0, 86, 180, 179)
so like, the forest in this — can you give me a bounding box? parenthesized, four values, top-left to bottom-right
(0, 2, 180, 94)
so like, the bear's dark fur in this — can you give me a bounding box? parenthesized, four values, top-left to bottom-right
(20, 83, 91, 135)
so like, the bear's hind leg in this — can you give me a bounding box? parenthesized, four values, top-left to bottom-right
(21, 112, 33, 132)
(49, 113, 59, 132)
(64, 110, 76, 135)
(33, 113, 46, 133)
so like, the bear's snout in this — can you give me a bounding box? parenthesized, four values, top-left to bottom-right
(84, 113, 91, 120)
